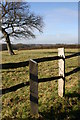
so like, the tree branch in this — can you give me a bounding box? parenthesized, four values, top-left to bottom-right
(1, 2, 43, 39)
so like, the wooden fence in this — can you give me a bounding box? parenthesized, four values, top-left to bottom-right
(0, 48, 80, 115)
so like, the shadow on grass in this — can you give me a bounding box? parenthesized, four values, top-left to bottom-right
(1, 91, 80, 120)
(65, 67, 80, 77)
(40, 109, 80, 120)
(65, 92, 80, 99)
(2, 109, 80, 120)
(1, 66, 80, 95)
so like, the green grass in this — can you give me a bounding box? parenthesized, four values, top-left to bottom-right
(1, 48, 80, 120)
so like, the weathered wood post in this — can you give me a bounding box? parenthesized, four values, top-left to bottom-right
(29, 59, 38, 115)
(58, 48, 65, 97)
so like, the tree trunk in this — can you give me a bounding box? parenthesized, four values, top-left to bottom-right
(6, 35, 15, 55)
(2, 28, 15, 55)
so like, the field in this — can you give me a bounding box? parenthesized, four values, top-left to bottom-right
(1, 48, 80, 120)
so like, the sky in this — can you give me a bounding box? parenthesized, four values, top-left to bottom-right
(0, 2, 78, 44)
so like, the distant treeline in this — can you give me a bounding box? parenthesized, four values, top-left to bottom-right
(0, 44, 80, 51)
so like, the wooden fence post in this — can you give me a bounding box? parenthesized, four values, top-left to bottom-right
(58, 48, 65, 97)
(29, 59, 38, 115)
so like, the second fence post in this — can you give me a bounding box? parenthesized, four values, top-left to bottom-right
(58, 48, 65, 97)
(29, 59, 38, 115)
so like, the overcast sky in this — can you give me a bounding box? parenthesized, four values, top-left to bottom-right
(0, 2, 78, 44)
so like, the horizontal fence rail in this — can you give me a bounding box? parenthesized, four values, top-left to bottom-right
(1, 50, 80, 95)
(1, 56, 62, 69)
(1, 52, 80, 69)
(1, 61, 29, 69)
(65, 52, 80, 59)
(1, 76, 62, 95)
(1, 48, 80, 116)
(1, 66, 80, 95)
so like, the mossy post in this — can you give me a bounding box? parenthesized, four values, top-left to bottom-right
(29, 59, 38, 115)
(58, 48, 65, 97)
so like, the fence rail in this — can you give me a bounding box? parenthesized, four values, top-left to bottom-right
(1, 52, 80, 69)
(1, 66, 80, 95)
(1, 48, 80, 116)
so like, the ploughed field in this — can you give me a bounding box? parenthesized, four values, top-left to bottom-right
(1, 48, 80, 120)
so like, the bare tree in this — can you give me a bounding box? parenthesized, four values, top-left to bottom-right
(0, 2, 43, 55)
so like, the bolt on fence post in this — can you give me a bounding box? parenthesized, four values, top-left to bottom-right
(58, 48, 65, 97)
(29, 59, 38, 115)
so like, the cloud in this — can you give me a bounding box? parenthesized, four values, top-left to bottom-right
(0, 3, 78, 44)
(27, 0, 79, 2)
(34, 34, 78, 44)
(0, 33, 78, 44)
(10, 33, 77, 44)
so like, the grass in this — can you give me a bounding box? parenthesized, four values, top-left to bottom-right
(1, 48, 80, 120)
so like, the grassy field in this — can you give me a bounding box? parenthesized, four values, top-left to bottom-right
(1, 48, 80, 120)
